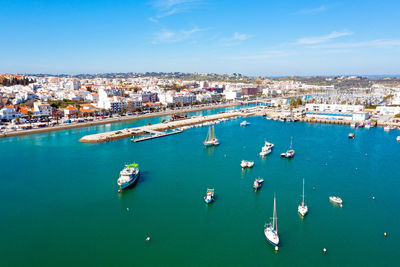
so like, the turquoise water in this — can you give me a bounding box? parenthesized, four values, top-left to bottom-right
(1, 112, 399, 266)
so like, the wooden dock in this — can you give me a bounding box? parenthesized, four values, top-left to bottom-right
(131, 129, 183, 142)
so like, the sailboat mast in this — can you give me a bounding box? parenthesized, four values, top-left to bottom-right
(302, 179, 305, 204)
(212, 125, 215, 140)
(274, 196, 278, 233)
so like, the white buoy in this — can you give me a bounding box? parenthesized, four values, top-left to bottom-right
(372, 196, 375, 200)
(323, 248, 327, 254)
(384, 232, 387, 237)
(126, 208, 129, 211)
(146, 237, 151, 242)
(340, 204, 343, 208)
(275, 246, 279, 251)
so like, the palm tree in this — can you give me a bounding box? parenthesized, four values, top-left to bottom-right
(26, 111, 33, 127)
(75, 104, 81, 119)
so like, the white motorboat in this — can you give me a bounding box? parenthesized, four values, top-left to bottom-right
(329, 196, 343, 205)
(397, 136, 400, 142)
(384, 126, 392, 131)
(241, 160, 254, 168)
(204, 188, 215, 204)
(259, 150, 270, 157)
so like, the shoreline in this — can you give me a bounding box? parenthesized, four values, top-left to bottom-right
(0, 103, 241, 139)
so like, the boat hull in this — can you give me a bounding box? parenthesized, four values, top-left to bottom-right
(298, 205, 308, 217)
(204, 197, 214, 204)
(265, 228, 279, 246)
(119, 172, 140, 190)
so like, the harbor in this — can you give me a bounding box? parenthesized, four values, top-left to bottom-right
(1, 111, 399, 266)
(79, 111, 250, 143)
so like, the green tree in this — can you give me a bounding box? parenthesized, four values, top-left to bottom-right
(26, 111, 33, 126)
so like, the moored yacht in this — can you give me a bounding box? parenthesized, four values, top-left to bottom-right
(348, 133, 355, 139)
(384, 125, 392, 131)
(240, 120, 250, 126)
(329, 196, 343, 205)
(117, 163, 140, 192)
(204, 188, 214, 204)
(241, 160, 254, 168)
(281, 137, 295, 158)
(203, 125, 219, 146)
(204, 188, 215, 204)
(298, 179, 308, 217)
(264, 195, 279, 247)
(397, 136, 400, 142)
(253, 177, 264, 190)
(260, 141, 274, 157)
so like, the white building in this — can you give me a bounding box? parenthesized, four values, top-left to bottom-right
(0, 106, 18, 120)
(305, 104, 369, 121)
(376, 106, 400, 115)
(33, 102, 53, 116)
(158, 92, 196, 105)
(224, 91, 241, 100)
(305, 104, 364, 113)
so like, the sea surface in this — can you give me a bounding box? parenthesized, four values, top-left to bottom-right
(1, 107, 399, 266)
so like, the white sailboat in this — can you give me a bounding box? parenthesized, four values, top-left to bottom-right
(240, 120, 250, 126)
(280, 137, 295, 158)
(298, 179, 308, 217)
(203, 125, 219, 146)
(264, 195, 279, 246)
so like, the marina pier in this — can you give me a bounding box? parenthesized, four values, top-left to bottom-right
(79, 111, 246, 143)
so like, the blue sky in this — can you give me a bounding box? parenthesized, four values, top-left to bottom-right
(1, 0, 400, 76)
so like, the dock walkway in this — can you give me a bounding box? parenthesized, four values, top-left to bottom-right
(79, 111, 244, 143)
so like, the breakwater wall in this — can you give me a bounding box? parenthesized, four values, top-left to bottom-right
(79, 111, 245, 143)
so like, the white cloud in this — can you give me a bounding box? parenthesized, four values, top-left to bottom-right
(220, 32, 253, 46)
(297, 31, 353, 45)
(149, 17, 159, 23)
(153, 27, 202, 43)
(295, 5, 328, 15)
(310, 39, 400, 49)
(150, 0, 202, 19)
(233, 32, 250, 41)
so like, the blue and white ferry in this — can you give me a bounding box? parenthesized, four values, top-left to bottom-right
(117, 163, 140, 192)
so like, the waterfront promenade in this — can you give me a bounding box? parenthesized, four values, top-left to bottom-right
(0, 102, 240, 139)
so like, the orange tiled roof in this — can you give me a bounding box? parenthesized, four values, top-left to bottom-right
(64, 105, 78, 111)
(20, 106, 29, 114)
